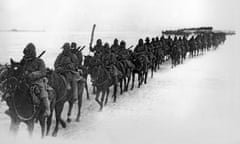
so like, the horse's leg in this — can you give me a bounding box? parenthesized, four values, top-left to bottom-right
(46, 109, 53, 136)
(138, 72, 142, 88)
(141, 71, 145, 85)
(9, 117, 20, 136)
(151, 64, 154, 78)
(100, 90, 105, 111)
(144, 70, 148, 84)
(52, 102, 65, 137)
(67, 100, 73, 123)
(131, 72, 135, 90)
(39, 117, 46, 138)
(104, 88, 110, 106)
(125, 76, 128, 92)
(26, 120, 34, 137)
(126, 72, 131, 91)
(76, 82, 84, 122)
(95, 89, 102, 109)
(52, 107, 60, 136)
(119, 78, 123, 95)
(124, 69, 129, 91)
(123, 76, 127, 92)
(113, 84, 117, 103)
(85, 81, 90, 100)
(60, 118, 66, 128)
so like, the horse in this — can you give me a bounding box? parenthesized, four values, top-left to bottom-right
(115, 57, 134, 94)
(130, 53, 149, 90)
(45, 68, 85, 136)
(85, 55, 118, 110)
(1, 59, 56, 138)
(119, 58, 134, 92)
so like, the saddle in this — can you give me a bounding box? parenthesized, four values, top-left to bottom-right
(30, 79, 54, 105)
(57, 69, 82, 89)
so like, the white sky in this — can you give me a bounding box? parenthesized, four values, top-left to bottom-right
(0, 0, 239, 32)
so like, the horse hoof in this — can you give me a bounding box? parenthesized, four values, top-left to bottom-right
(67, 118, 72, 123)
(52, 131, 57, 137)
(62, 123, 66, 128)
(76, 118, 80, 122)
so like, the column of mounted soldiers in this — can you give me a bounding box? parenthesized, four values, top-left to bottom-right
(55, 31, 227, 111)
(0, 31, 227, 137)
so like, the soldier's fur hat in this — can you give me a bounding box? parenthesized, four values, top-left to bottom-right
(23, 43, 36, 59)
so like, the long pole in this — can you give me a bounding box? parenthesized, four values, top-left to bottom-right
(89, 24, 96, 54)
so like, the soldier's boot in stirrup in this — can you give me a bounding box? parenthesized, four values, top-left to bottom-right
(42, 97, 50, 117)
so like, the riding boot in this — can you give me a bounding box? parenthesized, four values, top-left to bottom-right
(64, 73, 72, 90)
(72, 81, 78, 103)
(42, 97, 50, 117)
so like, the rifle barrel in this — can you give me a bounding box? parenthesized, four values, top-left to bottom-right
(38, 50, 46, 58)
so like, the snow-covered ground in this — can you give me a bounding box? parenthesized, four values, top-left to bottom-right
(0, 34, 240, 144)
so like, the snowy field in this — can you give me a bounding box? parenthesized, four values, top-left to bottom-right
(0, 34, 240, 144)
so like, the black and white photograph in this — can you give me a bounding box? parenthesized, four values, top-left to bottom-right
(0, 0, 239, 143)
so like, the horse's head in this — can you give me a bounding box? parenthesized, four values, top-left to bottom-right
(9, 59, 24, 79)
(0, 59, 26, 101)
(83, 55, 93, 67)
(89, 65, 100, 84)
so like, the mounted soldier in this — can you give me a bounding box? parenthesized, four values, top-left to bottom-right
(70, 42, 84, 68)
(118, 40, 135, 69)
(119, 41, 131, 59)
(134, 39, 151, 64)
(19, 43, 50, 117)
(189, 36, 196, 57)
(90, 39, 104, 57)
(54, 43, 83, 103)
(101, 43, 121, 82)
(111, 38, 120, 54)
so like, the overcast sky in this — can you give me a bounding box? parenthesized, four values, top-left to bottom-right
(0, 0, 239, 32)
